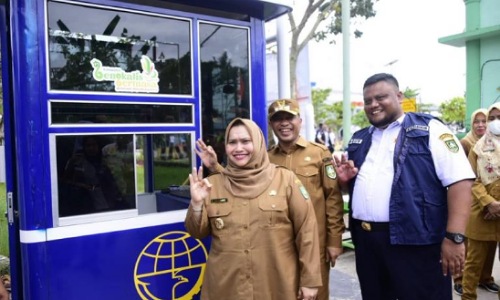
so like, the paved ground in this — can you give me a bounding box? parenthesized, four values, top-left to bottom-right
(329, 245, 500, 300)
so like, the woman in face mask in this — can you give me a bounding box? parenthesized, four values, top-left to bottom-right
(454, 108, 497, 296)
(461, 103, 500, 299)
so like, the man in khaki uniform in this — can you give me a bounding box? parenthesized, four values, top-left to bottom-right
(267, 99, 345, 300)
(197, 99, 345, 300)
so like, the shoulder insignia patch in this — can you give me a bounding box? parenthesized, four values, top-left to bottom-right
(326, 164, 337, 179)
(295, 179, 309, 200)
(439, 133, 459, 153)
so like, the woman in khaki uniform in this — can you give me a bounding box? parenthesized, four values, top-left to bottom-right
(454, 108, 497, 296)
(185, 118, 322, 300)
(460, 108, 488, 156)
(461, 103, 500, 300)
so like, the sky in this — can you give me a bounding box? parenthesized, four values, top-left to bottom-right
(306, 0, 467, 105)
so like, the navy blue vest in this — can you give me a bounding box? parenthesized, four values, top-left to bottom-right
(347, 113, 447, 245)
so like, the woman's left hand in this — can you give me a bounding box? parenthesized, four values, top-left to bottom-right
(297, 286, 318, 300)
(188, 166, 212, 208)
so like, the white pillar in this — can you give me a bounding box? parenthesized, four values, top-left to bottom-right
(277, 15, 291, 99)
(342, 0, 351, 148)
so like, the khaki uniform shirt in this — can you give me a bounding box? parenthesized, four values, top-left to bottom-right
(185, 166, 322, 300)
(268, 136, 345, 250)
(466, 150, 500, 241)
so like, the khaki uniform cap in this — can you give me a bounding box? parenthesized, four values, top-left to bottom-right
(268, 99, 300, 119)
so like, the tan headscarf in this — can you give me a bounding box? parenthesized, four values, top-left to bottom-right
(473, 103, 500, 185)
(461, 108, 488, 154)
(221, 118, 276, 198)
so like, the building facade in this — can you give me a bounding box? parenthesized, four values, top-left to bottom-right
(439, 0, 500, 127)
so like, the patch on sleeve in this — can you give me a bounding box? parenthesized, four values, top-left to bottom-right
(295, 179, 309, 200)
(439, 133, 459, 153)
(326, 164, 337, 179)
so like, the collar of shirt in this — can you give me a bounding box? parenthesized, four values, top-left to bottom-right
(368, 114, 405, 134)
(352, 114, 405, 222)
(273, 136, 307, 154)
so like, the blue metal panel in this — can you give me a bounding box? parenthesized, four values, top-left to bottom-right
(4, 0, 286, 299)
(10, 0, 50, 231)
(0, 3, 23, 300)
(163, 0, 292, 21)
(250, 18, 269, 139)
(21, 223, 210, 299)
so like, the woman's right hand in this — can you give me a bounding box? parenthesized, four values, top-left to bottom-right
(194, 139, 219, 172)
(189, 166, 212, 208)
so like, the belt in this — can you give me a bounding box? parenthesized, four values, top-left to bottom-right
(352, 219, 389, 232)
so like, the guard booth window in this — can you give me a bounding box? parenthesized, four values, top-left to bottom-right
(54, 132, 193, 221)
(199, 22, 250, 166)
(47, 0, 191, 94)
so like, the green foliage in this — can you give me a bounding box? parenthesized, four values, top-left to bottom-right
(0, 183, 8, 258)
(314, 0, 378, 42)
(403, 87, 420, 99)
(439, 96, 466, 126)
(312, 88, 343, 130)
(312, 87, 333, 121)
(312, 87, 369, 130)
(352, 109, 370, 128)
(288, 0, 377, 96)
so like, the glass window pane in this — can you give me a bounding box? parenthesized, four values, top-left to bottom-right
(51, 102, 193, 125)
(199, 23, 250, 165)
(47, 1, 191, 94)
(136, 133, 193, 213)
(56, 134, 136, 217)
(56, 132, 194, 220)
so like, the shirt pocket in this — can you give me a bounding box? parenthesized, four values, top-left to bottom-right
(294, 167, 318, 194)
(258, 196, 289, 228)
(206, 202, 233, 236)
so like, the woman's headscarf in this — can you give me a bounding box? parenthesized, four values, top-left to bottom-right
(461, 108, 488, 154)
(473, 103, 500, 185)
(221, 118, 276, 198)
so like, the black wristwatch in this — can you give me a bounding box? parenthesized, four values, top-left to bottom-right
(445, 232, 465, 244)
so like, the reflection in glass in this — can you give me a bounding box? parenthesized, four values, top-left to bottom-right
(56, 133, 193, 217)
(199, 23, 250, 166)
(136, 133, 192, 212)
(135, 133, 192, 190)
(47, 1, 191, 94)
(57, 134, 136, 217)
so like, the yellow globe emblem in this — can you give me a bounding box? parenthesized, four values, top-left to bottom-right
(134, 231, 207, 299)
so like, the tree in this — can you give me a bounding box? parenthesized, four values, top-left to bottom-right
(312, 87, 332, 122)
(403, 87, 419, 99)
(312, 87, 366, 131)
(311, 88, 343, 130)
(439, 96, 466, 126)
(352, 109, 369, 128)
(288, 0, 377, 96)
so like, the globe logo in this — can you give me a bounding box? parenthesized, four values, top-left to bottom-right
(134, 231, 208, 299)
